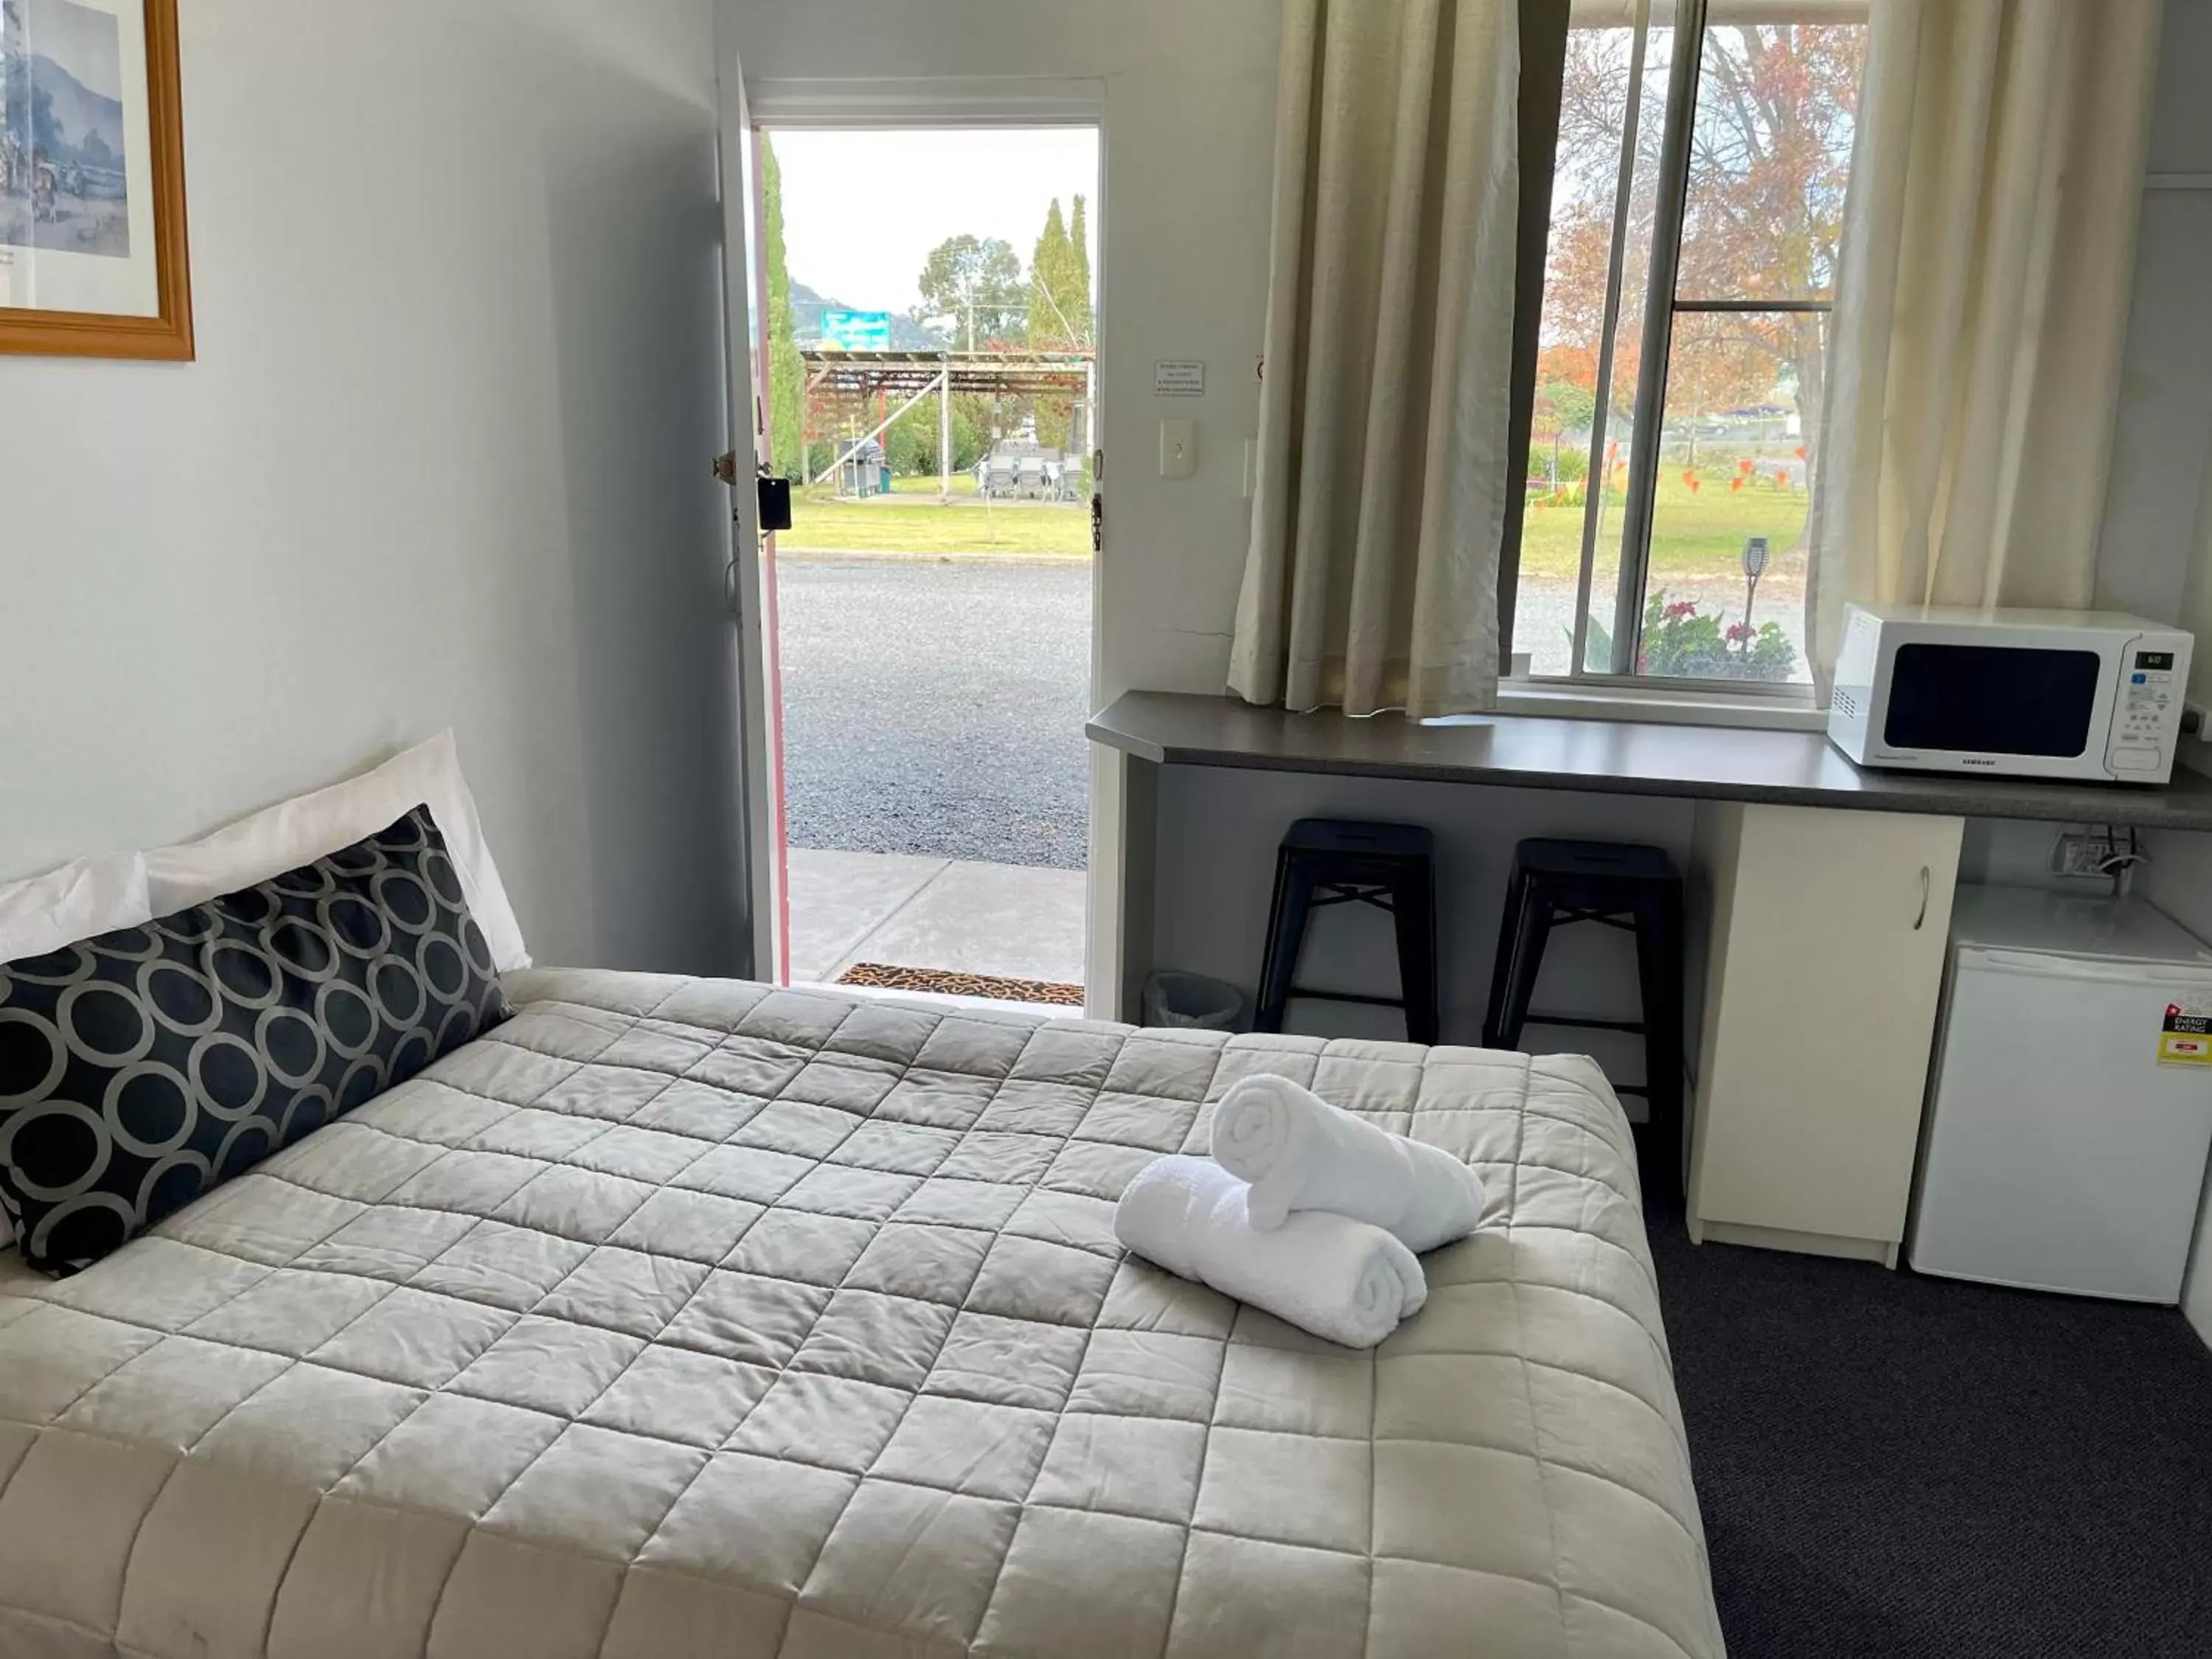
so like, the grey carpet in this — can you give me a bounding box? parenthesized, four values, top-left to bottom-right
(1643, 1180, 2212, 1657)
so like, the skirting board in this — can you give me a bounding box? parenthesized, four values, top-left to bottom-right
(1689, 1216, 1899, 1269)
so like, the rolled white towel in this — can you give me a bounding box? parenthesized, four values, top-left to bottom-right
(1113, 1155, 1426, 1349)
(1211, 1072, 1486, 1253)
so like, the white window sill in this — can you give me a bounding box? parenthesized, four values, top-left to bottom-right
(1430, 681, 1829, 733)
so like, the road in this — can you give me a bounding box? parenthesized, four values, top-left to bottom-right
(773, 554, 1093, 870)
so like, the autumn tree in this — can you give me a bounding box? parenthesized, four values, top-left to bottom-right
(1545, 21, 1863, 504)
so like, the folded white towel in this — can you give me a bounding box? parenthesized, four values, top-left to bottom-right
(1113, 1155, 1426, 1349)
(1211, 1073, 1486, 1253)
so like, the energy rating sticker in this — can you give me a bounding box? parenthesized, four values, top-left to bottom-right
(2158, 1001, 2212, 1067)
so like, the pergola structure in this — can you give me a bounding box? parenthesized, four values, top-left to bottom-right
(799, 349, 1096, 495)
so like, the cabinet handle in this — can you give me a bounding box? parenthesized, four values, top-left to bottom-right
(1914, 866, 1930, 931)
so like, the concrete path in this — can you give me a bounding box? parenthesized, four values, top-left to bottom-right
(786, 846, 1087, 987)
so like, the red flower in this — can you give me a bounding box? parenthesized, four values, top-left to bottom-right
(1663, 599, 1697, 620)
(1725, 621, 1757, 644)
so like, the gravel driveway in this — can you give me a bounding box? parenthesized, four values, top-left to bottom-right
(773, 556, 1812, 872)
(774, 554, 1093, 870)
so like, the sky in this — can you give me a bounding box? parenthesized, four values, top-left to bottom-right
(770, 128, 1099, 318)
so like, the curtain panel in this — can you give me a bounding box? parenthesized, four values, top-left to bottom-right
(1228, 0, 1522, 719)
(1807, 0, 2164, 686)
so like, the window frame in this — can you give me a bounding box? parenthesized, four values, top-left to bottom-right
(1513, 0, 1848, 703)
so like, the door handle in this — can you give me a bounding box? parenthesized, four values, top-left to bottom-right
(1913, 866, 1930, 931)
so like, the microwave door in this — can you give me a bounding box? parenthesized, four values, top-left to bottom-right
(1881, 642, 2104, 765)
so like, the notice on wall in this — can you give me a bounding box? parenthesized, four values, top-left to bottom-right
(1155, 360, 1206, 397)
(2158, 1000, 2212, 1066)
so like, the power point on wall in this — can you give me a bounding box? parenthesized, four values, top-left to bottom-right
(2051, 830, 2147, 881)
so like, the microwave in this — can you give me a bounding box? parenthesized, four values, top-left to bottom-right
(1827, 605, 2194, 783)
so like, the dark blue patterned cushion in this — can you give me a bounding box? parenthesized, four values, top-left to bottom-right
(0, 806, 509, 1273)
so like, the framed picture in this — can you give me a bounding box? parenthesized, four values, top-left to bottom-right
(0, 0, 190, 359)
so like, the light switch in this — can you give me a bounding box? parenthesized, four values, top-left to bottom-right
(1160, 417, 1197, 480)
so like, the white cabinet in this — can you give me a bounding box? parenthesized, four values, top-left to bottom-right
(1686, 802, 1964, 1265)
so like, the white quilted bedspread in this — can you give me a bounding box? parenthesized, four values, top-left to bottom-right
(0, 971, 1723, 1659)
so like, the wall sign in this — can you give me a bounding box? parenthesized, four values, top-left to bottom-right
(1154, 359, 1206, 397)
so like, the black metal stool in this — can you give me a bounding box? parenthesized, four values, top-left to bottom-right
(1482, 839, 1685, 1192)
(1254, 819, 1439, 1043)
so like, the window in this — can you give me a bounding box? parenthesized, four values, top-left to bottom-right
(1511, 0, 1868, 694)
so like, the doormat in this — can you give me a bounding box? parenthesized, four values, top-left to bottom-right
(836, 963, 1085, 1006)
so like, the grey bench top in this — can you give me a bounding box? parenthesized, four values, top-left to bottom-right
(1086, 690, 2212, 830)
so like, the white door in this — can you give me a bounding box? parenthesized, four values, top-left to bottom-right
(714, 10, 782, 981)
(1688, 804, 1964, 1255)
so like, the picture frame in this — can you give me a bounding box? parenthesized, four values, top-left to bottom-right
(0, 0, 192, 361)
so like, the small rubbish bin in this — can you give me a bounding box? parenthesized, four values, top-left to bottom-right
(1142, 971, 1244, 1031)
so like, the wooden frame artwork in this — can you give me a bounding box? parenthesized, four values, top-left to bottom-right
(0, 0, 192, 360)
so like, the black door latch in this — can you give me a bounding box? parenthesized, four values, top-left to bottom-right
(757, 476, 793, 533)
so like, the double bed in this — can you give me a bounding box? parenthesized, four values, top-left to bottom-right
(0, 970, 1724, 1658)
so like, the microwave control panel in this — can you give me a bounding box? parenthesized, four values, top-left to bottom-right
(2107, 641, 2191, 776)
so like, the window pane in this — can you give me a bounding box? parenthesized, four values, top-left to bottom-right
(1675, 19, 1866, 304)
(1635, 308, 1822, 685)
(1516, 4, 1680, 678)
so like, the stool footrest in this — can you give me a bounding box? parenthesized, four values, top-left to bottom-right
(1286, 987, 1410, 1011)
(1522, 1012, 1649, 1034)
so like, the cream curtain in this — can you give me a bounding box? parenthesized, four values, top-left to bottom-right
(1808, 0, 2164, 684)
(1228, 0, 1520, 719)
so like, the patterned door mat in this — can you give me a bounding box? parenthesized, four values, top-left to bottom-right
(835, 963, 1086, 1006)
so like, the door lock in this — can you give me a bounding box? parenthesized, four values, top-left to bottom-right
(758, 476, 793, 533)
(712, 453, 795, 533)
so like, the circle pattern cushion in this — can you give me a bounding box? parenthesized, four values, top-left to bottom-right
(0, 805, 509, 1274)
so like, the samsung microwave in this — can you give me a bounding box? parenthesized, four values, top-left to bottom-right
(1827, 605, 2194, 783)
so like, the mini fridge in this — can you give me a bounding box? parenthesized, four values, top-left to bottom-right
(1907, 885, 2212, 1301)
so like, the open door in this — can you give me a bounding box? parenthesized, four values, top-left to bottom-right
(713, 10, 784, 982)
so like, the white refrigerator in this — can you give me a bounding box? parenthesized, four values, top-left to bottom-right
(1907, 885, 2212, 1301)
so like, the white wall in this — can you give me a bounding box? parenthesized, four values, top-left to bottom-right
(0, 0, 748, 974)
(2181, 431, 2212, 717)
(2096, 0, 2212, 645)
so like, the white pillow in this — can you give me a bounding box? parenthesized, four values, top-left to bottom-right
(143, 731, 531, 973)
(0, 850, 153, 965)
(1, 849, 155, 1250)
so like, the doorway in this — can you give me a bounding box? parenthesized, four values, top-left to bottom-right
(747, 124, 1100, 1008)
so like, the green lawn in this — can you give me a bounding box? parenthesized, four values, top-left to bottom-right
(1523, 470, 1809, 582)
(886, 474, 981, 497)
(782, 483, 1092, 556)
(779, 467, 1804, 570)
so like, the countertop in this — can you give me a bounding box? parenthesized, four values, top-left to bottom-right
(1086, 690, 2212, 830)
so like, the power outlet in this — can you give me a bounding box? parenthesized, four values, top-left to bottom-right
(2053, 832, 2124, 877)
